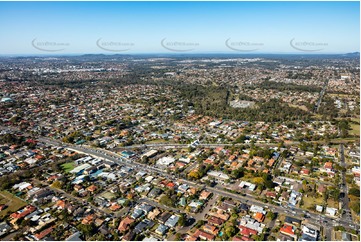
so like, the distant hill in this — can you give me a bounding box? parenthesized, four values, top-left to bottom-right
(80, 54, 132, 58)
(343, 52, 360, 57)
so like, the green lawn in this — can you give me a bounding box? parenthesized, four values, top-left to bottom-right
(61, 162, 76, 173)
(0, 190, 27, 219)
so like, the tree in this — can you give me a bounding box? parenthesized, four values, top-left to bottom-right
(77, 223, 96, 238)
(234, 135, 246, 144)
(349, 188, 360, 197)
(51, 180, 63, 189)
(231, 168, 244, 179)
(350, 200, 360, 214)
(141, 156, 149, 163)
(225, 226, 237, 238)
(159, 195, 174, 207)
(178, 213, 186, 227)
(175, 233, 182, 241)
(266, 211, 277, 220)
(253, 233, 265, 241)
(188, 170, 201, 180)
(194, 220, 205, 228)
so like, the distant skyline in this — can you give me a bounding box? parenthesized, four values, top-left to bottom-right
(0, 1, 359, 55)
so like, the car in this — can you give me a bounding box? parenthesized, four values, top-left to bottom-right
(187, 217, 195, 226)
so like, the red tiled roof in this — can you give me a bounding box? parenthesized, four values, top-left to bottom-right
(193, 229, 215, 241)
(200, 190, 212, 200)
(301, 168, 310, 175)
(118, 217, 134, 232)
(87, 185, 97, 192)
(280, 224, 295, 236)
(82, 214, 95, 225)
(229, 155, 236, 161)
(324, 162, 333, 169)
(26, 139, 37, 144)
(166, 182, 175, 188)
(232, 236, 243, 241)
(203, 223, 218, 235)
(176, 162, 186, 168)
(208, 216, 225, 226)
(241, 236, 254, 241)
(239, 225, 257, 237)
(268, 159, 275, 167)
(110, 203, 121, 211)
(214, 147, 224, 154)
(35, 226, 55, 240)
(254, 212, 265, 222)
(265, 191, 276, 198)
(10, 205, 36, 219)
(56, 200, 66, 209)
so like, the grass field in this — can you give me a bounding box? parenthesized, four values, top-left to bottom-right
(145, 139, 168, 144)
(301, 195, 324, 210)
(327, 198, 339, 208)
(61, 162, 76, 173)
(350, 123, 360, 137)
(289, 104, 309, 112)
(99, 191, 116, 200)
(329, 137, 359, 143)
(0, 190, 27, 219)
(328, 93, 359, 98)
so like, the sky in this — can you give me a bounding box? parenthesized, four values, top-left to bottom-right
(0, 1, 359, 55)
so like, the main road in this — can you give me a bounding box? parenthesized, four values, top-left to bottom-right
(0, 126, 359, 232)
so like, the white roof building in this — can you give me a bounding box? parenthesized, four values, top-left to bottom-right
(207, 171, 230, 181)
(24, 157, 37, 165)
(325, 207, 337, 217)
(15, 182, 32, 191)
(165, 215, 179, 228)
(250, 205, 266, 215)
(70, 163, 92, 174)
(239, 181, 256, 191)
(142, 150, 158, 158)
(145, 176, 154, 182)
(156, 156, 175, 167)
(315, 205, 323, 212)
